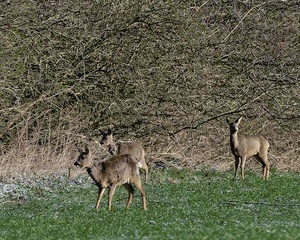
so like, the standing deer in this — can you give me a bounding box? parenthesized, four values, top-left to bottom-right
(74, 144, 147, 211)
(226, 117, 270, 180)
(99, 129, 149, 183)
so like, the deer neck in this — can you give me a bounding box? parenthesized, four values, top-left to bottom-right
(108, 142, 119, 155)
(86, 163, 102, 184)
(230, 132, 239, 155)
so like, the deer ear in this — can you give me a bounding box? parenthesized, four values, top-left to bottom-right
(99, 129, 105, 135)
(75, 143, 83, 153)
(107, 128, 112, 135)
(84, 145, 89, 154)
(226, 117, 231, 124)
(236, 117, 243, 125)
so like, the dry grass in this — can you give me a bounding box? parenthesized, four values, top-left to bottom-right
(0, 144, 298, 182)
(1, 121, 298, 182)
(2, 105, 300, 181)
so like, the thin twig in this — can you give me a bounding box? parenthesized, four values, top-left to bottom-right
(221, 200, 300, 207)
(190, 0, 210, 12)
(223, 2, 267, 42)
(171, 107, 249, 135)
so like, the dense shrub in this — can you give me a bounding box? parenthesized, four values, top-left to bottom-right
(0, 0, 299, 178)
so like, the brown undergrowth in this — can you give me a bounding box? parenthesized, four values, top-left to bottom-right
(1, 120, 299, 181)
(0, 1, 299, 180)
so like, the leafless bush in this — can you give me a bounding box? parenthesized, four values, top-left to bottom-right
(0, 0, 299, 179)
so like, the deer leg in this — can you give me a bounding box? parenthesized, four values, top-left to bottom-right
(123, 183, 134, 209)
(262, 156, 270, 180)
(265, 161, 270, 180)
(255, 155, 265, 179)
(262, 163, 267, 180)
(107, 185, 116, 210)
(257, 153, 270, 180)
(234, 156, 240, 179)
(140, 153, 149, 183)
(264, 156, 270, 180)
(261, 159, 267, 180)
(142, 162, 149, 184)
(95, 187, 106, 210)
(134, 179, 147, 210)
(263, 165, 267, 179)
(241, 156, 246, 180)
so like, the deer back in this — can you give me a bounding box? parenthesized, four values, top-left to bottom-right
(118, 142, 144, 159)
(238, 135, 269, 157)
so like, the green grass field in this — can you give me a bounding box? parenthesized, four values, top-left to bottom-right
(1, 170, 299, 240)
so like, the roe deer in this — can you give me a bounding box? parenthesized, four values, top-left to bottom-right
(74, 144, 147, 211)
(226, 117, 270, 180)
(99, 129, 149, 183)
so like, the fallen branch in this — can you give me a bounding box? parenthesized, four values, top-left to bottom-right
(223, 2, 267, 42)
(221, 200, 300, 207)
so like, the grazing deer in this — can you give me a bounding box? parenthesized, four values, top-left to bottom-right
(226, 117, 270, 180)
(99, 129, 149, 183)
(74, 144, 147, 211)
